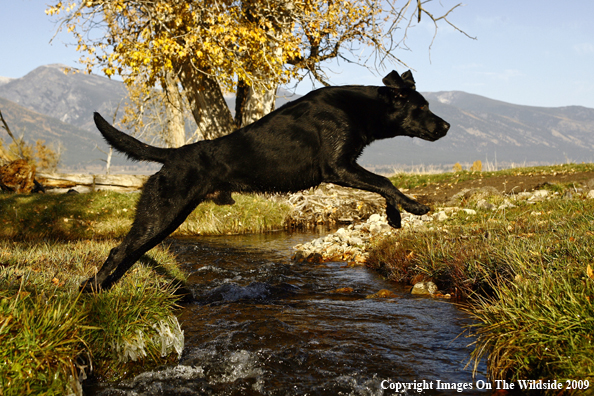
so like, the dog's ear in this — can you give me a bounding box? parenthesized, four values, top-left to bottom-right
(401, 70, 416, 90)
(382, 70, 416, 90)
(382, 71, 406, 88)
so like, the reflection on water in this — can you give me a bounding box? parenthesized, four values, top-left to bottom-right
(88, 231, 489, 395)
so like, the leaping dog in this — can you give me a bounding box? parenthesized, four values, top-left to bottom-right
(81, 70, 449, 292)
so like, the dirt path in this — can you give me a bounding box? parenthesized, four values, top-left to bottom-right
(407, 170, 594, 205)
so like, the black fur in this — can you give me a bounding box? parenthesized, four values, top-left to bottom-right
(81, 70, 449, 292)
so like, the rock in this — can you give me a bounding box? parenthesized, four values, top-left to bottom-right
(462, 209, 477, 215)
(369, 221, 390, 235)
(365, 289, 398, 299)
(368, 213, 383, 223)
(0, 159, 36, 193)
(497, 199, 516, 210)
(587, 190, 594, 199)
(348, 236, 363, 246)
(292, 250, 308, 262)
(512, 192, 533, 200)
(433, 211, 448, 222)
(411, 281, 438, 295)
(335, 227, 348, 237)
(529, 190, 549, 200)
(330, 287, 354, 294)
(476, 199, 495, 211)
(293, 213, 395, 264)
(306, 252, 323, 263)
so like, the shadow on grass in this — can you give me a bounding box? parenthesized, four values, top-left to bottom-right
(138, 253, 194, 303)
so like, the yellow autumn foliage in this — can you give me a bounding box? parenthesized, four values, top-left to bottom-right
(46, 1, 468, 139)
(46, 0, 463, 91)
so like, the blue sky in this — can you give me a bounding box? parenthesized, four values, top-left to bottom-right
(1, 0, 593, 108)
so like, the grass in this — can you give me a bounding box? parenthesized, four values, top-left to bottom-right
(0, 191, 290, 240)
(366, 180, 594, 392)
(0, 239, 185, 395)
(179, 193, 290, 235)
(389, 162, 594, 190)
(0, 190, 289, 395)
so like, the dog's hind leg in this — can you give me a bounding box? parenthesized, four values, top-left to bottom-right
(330, 164, 429, 228)
(80, 171, 208, 292)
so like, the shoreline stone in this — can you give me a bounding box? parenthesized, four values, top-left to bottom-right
(292, 186, 589, 266)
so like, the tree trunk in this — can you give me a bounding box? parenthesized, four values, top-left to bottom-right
(235, 81, 277, 128)
(177, 62, 235, 140)
(163, 72, 187, 148)
(105, 146, 112, 175)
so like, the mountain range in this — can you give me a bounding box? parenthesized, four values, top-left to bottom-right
(1, 64, 593, 172)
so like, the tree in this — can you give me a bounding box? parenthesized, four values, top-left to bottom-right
(47, 0, 469, 145)
(1, 109, 61, 171)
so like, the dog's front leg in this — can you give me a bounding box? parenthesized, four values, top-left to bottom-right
(80, 246, 122, 292)
(330, 164, 429, 228)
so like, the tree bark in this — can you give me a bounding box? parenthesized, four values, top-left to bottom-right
(235, 81, 277, 128)
(177, 62, 235, 140)
(163, 72, 187, 148)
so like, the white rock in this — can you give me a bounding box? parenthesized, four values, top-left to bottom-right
(433, 211, 448, 222)
(497, 200, 516, 210)
(462, 209, 477, 215)
(587, 190, 594, 199)
(336, 227, 348, 236)
(411, 281, 438, 295)
(369, 222, 382, 235)
(476, 199, 495, 210)
(348, 237, 363, 246)
(512, 192, 533, 200)
(368, 213, 382, 223)
(532, 190, 549, 198)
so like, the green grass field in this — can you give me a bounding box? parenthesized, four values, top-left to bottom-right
(2, 164, 594, 394)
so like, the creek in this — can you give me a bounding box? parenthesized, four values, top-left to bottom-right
(88, 230, 489, 395)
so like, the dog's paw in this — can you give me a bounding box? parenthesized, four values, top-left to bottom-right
(403, 202, 430, 216)
(386, 205, 402, 229)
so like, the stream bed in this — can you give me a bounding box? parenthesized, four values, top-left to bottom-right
(88, 230, 490, 395)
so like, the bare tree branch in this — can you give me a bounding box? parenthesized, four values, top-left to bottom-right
(0, 110, 24, 158)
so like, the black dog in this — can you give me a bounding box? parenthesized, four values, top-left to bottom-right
(81, 70, 449, 292)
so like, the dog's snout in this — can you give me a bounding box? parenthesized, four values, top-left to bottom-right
(424, 118, 449, 141)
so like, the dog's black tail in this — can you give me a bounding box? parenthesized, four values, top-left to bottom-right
(94, 112, 172, 163)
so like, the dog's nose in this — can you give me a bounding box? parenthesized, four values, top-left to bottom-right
(442, 121, 450, 131)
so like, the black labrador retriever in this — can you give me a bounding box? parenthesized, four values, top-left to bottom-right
(81, 70, 449, 292)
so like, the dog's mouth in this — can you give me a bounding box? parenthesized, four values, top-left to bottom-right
(420, 120, 450, 141)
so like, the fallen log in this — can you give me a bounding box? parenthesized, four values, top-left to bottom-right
(36, 172, 149, 193)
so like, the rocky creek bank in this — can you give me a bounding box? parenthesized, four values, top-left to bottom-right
(290, 181, 594, 296)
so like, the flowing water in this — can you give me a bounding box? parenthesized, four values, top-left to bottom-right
(88, 230, 490, 395)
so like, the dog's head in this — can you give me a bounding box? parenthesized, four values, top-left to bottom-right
(377, 70, 449, 141)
